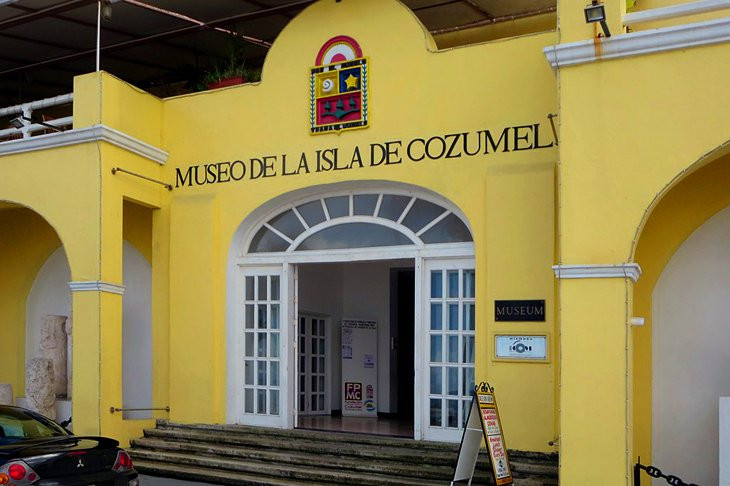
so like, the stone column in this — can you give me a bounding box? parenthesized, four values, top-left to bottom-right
(0, 384, 12, 405)
(26, 358, 56, 419)
(39, 315, 68, 397)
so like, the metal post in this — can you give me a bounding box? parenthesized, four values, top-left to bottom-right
(21, 106, 32, 139)
(96, 0, 101, 71)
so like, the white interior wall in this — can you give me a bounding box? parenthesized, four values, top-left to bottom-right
(653, 205, 730, 486)
(122, 241, 153, 419)
(299, 260, 412, 414)
(298, 263, 344, 410)
(342, 262, 393, 414)
(25, 246, 72, 375)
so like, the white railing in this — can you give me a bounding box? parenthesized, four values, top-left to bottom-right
(624, 0, 730, 27)
(0, 93, 73, 141)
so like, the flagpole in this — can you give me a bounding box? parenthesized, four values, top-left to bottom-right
(96, 0, 101, 71)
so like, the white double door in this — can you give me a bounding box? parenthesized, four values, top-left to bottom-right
(239, 258, 475, 442)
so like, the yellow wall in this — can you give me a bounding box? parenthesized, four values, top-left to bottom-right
(554, 1, 730, 480)
(11, 0, 730, 469)
(123, 200, 153, 263)
(155, 0, 558, 452)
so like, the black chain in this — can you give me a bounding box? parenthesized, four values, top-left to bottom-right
(636, 462, 699, 486)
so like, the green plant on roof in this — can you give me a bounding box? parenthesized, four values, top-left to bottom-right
(197, 33, 261, 90)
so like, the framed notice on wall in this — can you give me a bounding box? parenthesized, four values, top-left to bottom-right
(494, 334, 548, 361)
(341, 319, 377, 417)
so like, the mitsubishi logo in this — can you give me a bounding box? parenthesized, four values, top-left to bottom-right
(76, 458, 85, 468)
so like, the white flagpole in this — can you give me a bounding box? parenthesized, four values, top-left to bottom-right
(96, 0, 101, 71)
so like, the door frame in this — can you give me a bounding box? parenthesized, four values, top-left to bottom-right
(231, 248, 475, 439)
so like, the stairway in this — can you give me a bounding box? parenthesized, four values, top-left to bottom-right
(129, 420, 558, 485)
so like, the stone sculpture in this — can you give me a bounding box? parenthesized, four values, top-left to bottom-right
(25, 358, 55, 419)
(0, 384, 12, 405)
(65, 317, 72, 398)
(39, 315, 68, 397)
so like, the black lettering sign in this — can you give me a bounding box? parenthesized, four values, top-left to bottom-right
(494, 300, 545, 322)
(174, 121, 557, 188)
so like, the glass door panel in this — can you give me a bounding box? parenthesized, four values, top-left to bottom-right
(423, 260, 475, 442)
(298, 314, 328, 415)
(241, 268, 287, 427)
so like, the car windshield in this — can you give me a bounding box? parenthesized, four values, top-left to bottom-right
(0, 408, 68, 445)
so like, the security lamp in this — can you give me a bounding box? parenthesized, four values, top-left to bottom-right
(9, 116, 24, 129)
(9, 115, 64, 132)
(584, 1, 611, 37)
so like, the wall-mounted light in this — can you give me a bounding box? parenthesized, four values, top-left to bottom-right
(9, 115, 64, 132)
(584, 1, 611, 38)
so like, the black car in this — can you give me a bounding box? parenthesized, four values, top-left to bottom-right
(0, 405, 138, 486)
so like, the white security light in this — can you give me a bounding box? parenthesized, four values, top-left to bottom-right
(9, 115, 64, 132)
(584, 1, 611, 37)
(9, 116, 25, 129)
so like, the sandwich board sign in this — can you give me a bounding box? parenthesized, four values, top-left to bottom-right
(451, 382, 513, 485)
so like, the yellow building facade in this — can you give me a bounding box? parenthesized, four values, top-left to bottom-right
(1, 0, 729, 484)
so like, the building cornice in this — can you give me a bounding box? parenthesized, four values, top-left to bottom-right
(552, 263, 642, 283)
(68, 281, 126, 295)
(0, 124, 168, 164)
(543, 16, 730, 68)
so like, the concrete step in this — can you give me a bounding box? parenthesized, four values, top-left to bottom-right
(131, 449, 447, 486)
(155, 420, 454, 451)
(130, 420, 558, 486)
(133, 460, 343, 486)
(141, 424, 557, 475)
(132, 427, 557, 477)
(153, 420, 557, 466)
(131, 436, 459, 481)
(141, 427, 459, 466)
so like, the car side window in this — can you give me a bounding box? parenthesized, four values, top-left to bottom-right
(0, 415, 24, 437)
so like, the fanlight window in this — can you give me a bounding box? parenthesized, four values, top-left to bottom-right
(249, 193, 472, 253)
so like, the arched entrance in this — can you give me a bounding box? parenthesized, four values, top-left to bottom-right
(227, 182, 475, 442)
(633, 153, 730, 485)
(0, 202, 70, 422)
(653, 206, 730, 485)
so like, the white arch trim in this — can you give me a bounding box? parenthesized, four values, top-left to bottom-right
(231, 181, 474, 261)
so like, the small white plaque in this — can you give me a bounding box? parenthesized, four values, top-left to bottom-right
(495, 335, 547, 360)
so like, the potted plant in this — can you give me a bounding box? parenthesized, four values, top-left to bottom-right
(197, 35, 261, 90)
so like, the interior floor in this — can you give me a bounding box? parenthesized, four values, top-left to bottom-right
(297, 415, 413, 438)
